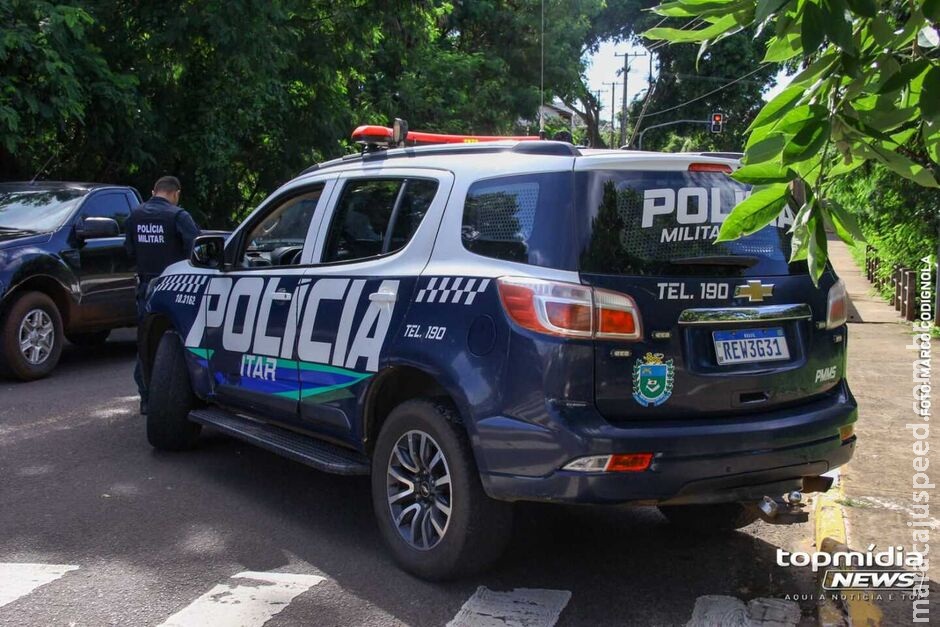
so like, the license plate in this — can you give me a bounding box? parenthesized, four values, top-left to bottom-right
(713, 327, 789, 365)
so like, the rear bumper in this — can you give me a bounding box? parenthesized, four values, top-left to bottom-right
(474, 382, 857, 504)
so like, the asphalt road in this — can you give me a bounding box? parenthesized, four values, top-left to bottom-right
(1, 329, 819, 626)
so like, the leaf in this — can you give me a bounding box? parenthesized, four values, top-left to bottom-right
(747, 84, 804, 132)
(789, 210, 813, 261)
(763, 32, 801, 61)
(644, 15, 739, 42)
(745, 132, 787, 161)
(925, 0, 940, 22)
(801, 2, 826, 52)
(715, 183, 789, 241)
(732, 162, 797, 184)
(922, 66, 940, 125)
(788, 52, 839, 88)
(855, 140, 940, 188)
(782, 119, 830, 164)
(806, 213, 829, 285)
(925, 123, 940, 165)
(822, 201, 864, 247)
(756, 0, 792, 23)
(821, 0, 854, 50)
(845, 0, 877, 17)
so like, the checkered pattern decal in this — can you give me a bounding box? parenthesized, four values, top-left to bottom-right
(152, 274, 209, 293)
(415, 277, 491, 305)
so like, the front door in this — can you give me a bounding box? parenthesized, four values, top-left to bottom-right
(197, 180, 334, 425)
(72, 190, 138, 325)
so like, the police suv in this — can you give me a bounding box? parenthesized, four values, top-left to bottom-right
(140, 124, 856, 580)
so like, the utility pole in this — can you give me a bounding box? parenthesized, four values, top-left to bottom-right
(603, 81, 618, 148)
(615, 50, 647, 148)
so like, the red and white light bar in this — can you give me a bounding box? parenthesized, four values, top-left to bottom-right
(351, 124, 540, 147)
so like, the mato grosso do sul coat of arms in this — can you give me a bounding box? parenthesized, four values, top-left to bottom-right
(632, 352, 675, 407)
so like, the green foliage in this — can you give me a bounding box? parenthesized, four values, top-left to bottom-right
(0, 0, 603, 227)
(829, 163, 939, 298)
(644, 0, 940, 283)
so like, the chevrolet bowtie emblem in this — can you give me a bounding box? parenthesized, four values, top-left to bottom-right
(734, 280, 774, 302)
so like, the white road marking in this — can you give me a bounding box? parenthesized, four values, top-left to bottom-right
(686, 595, 801, 626)
(0, 563, 79, 608)
(159, 571, 325, 627)
(447, 586, 571, 627)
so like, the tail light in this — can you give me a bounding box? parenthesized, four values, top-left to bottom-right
(826, 279, 847, 329)
(496, 277, 642, 340)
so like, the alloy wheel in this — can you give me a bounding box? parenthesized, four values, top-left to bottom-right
(386, 429, 452, 550)
(18, 308, 55, 365)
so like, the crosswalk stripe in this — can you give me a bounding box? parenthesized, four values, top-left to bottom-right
(0, 563, 79, 608)
(447, 586, 571, 627)
(158, 571, 325, 627)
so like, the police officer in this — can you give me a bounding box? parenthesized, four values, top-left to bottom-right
(125, 176, 200, 414)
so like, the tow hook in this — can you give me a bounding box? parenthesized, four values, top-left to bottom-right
(754, 491, 808, 524)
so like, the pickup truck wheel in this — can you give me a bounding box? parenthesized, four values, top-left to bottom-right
(658, 503, 759, 532)
(0, 291, 64, 381)
(66, 330, 110, 346)
(147, 331, 201, 451)
(371, 399, 513, 580)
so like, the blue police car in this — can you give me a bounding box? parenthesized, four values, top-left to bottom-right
(139, 124, 856, 580)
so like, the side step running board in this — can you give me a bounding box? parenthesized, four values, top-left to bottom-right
(188, 408, 370, 476)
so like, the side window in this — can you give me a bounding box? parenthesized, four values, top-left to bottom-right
(461, 172, 574, 268)
(321, 178, 438, 264)
(241, 186, 323, 268)
(82, 192, 132, 234)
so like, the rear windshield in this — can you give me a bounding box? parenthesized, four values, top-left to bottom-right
(576, 170, 801, 276)
(460, 169, 802, 276)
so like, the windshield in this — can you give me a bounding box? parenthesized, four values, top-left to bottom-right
(0, 189, 85, 232)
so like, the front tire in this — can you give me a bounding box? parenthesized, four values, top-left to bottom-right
(658, 502, 759, 532)
(147, 331, 201, 450)
(0, 291, 64, 381)
(371, 399, 513, 580)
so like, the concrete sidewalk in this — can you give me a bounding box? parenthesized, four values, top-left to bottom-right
(826, 237, 938, 624)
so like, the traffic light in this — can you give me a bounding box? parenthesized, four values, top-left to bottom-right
(710, 112, 723, 133)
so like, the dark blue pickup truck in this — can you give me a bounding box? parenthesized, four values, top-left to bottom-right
(0, 181, 142, 380)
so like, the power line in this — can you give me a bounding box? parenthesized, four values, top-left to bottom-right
(641, 64, 769, 118)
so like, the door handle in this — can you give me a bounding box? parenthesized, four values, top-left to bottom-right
(369, 291, 397, 303)
(272, 290, 292, 301)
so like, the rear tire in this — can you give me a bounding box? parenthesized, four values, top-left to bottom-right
(371, 398, 513, 580)
(0, 291, 64, 381)
(67, 330, 110, 346)
(658, 502, 759, 532)
(147, 331, 201, 451)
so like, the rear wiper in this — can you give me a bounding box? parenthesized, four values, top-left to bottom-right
(670, 255, 760, 268)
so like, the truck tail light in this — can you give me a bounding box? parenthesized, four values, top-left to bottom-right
(496, 277, 642, 341)
(826, 279, 847, 329)
(594, 288, 642, 340)
(497, 277, 593, 337)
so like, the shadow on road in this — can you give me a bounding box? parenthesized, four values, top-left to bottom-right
(0, 408, 831, 626)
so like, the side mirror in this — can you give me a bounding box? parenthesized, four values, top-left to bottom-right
(75, 217, 120, 240)
(190, 234, 226, 269)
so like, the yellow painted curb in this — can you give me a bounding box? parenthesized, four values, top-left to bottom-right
(814, 478, 883, 627)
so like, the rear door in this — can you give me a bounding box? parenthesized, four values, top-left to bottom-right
(294, 168, 453, 444)
(574, 165, 845, 421)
